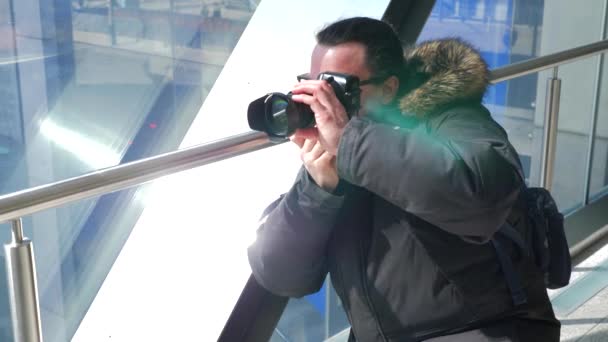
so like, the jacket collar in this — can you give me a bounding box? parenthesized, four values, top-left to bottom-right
(398, 39, 489, 118)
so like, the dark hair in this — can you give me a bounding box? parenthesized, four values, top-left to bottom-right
(316, 17, 405, 81)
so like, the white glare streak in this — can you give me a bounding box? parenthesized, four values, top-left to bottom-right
(40, 118, 121, 169)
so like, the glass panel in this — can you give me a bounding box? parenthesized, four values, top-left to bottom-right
(71, 148, 301, 341)
(271, 278, 349, 341)
(66, 0, 390, 341)
(487, 59, 599, 214)
(217, 3, 390, 340)
(2, 0, 602, 340)
(589, 53, 608, 200)
(420, 0, 606, 212)
(420, 0, 545, 191)
(0, 0, 256, 340)
(532, 0, 605, 210)
(532, 1, 605, 212)
(544, 58, 599, 212)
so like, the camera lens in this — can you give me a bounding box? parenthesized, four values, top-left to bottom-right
(264, 93, 314, 137)
(267, 95, 290, 137)
(247, 92, 315, 138)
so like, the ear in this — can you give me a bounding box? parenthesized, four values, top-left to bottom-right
(381, 76, 400, 104)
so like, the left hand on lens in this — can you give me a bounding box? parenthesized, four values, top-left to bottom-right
(290, 80, 349, 156)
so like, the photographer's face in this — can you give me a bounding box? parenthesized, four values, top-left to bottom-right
(310, 42, 399, 116)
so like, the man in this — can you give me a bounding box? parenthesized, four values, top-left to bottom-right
(248, 17, 560, 341)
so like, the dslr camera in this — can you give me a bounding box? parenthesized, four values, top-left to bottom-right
(247, 72, 362, 139)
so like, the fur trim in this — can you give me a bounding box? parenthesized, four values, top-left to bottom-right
(399, 38, 489, 117)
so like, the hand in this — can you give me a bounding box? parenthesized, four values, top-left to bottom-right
(290, 80, 349, 156)
(291, 135, 339, 192)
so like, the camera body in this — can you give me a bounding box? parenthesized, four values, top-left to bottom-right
(315, 72, 362, 118)
(247, 72, 362, 139)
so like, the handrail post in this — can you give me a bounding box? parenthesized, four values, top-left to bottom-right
(540, 67, 562, 191)
(5, 219, 43, 342)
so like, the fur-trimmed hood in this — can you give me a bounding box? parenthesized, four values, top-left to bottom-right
(399, 39, 489, 117)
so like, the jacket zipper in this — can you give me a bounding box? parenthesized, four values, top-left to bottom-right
(336, 264, 361, 341)
(358, 239, 389, 342)
(329, 232, 360, 342)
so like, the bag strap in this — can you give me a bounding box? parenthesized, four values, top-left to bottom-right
(492, 223, 528, 306)
(496, 222, 528, 255)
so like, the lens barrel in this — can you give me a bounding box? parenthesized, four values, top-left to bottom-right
(247, 92, 314, 138)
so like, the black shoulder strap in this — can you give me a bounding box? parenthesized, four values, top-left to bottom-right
(492, 223, 528, 306)
(496, 222, 527, 255)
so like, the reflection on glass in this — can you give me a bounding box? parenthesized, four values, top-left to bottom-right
(420, 0, 605, 212)
(0, 0, 256, 340)
(0, 0, 395, 340)
(420, 0, 545, 187)
(252, 2, 391, 341)
(272, 279, 350, 341)
(589, 53, 608, 201)
(1, 0, 604, 340)
(40, 118, 121, 168)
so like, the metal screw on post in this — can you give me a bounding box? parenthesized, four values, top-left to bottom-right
(5, 219, 43, 342)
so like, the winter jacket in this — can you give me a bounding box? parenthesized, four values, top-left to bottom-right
(248, 39, 560, 341)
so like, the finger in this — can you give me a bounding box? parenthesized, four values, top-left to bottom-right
(318, 151, 337, 166)
(309, 86, 349, 123)
(291, 80, 328, 94)
(302, 141, 325, 165)
(290, 135, 305, 148)
(308, 141, 325, 160)
(291, 95, 331, 126)
(292, 82, 325, 100)
(302, 138, 316, 153)
(291, 95, 328, 123)
(312, 83, 342, 110)
(292, 85, 347, 124)
(294, 127, 319, 140)
(290, 93, 315, 106)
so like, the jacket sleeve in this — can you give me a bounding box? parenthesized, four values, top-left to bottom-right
(247, 167, 344, 297)
(336, 107, 522, 240)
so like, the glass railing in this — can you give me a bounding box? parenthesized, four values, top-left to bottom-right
(0, 0, 394, 341)
(419, 0, 608, 213)
(1, 0, 608, 341)
(1, 0, 257, 340)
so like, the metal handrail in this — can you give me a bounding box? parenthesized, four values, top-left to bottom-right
(490, 39, 608, 83)
(0, 39, 606, 224)
(0, 131, 274, 223)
